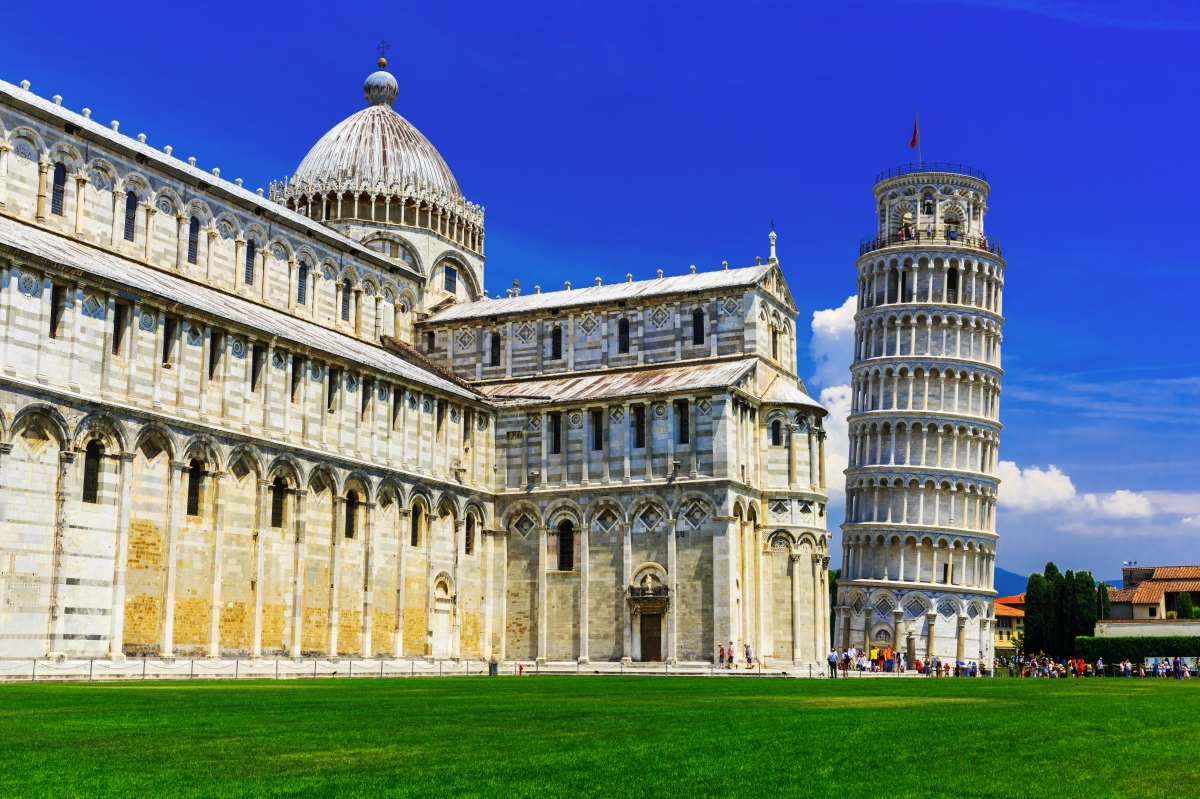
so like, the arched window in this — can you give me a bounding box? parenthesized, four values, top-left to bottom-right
(51, 163, 67, 216)
(550, 326, 562, 360)
(946, 268, 960, 302)
(341, 279, 352, 321)
(344, 491, 359, 539)
(618, 318, 630, 354)
(244, 240, 256, 285)
(296, 262, 309, 305)
(123, 190, 138, 241)
(557, 520, 574, 571)
(771, 419, 783, 446)
(443, 264, 458, 294)
(186, 459, 204, 517)
(410, 504, 423, 547)
(81, 440, 103, 504)
(771, 328, 779, 360)
(465, 514, 475, 555)
(692, 309, 705, 345)
(187, 216, 200, 264)
(269, 476, 288, 528)
(490, 333, 501, 367)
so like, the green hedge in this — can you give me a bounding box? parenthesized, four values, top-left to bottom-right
(1075, 635, 1200, 662)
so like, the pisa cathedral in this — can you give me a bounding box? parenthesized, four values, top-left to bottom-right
(0, 60, 835, 666)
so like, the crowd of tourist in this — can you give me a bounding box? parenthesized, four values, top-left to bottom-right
(823, 647, 987, 678)
(999, 653, 1196, 678)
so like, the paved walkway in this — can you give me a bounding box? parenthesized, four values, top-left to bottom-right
(0, 657, 922, 682)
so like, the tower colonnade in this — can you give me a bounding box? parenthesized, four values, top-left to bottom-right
(836, 165, 1005, 668)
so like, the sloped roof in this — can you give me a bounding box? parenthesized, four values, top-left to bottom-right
(996, 594, 1025, 606)
(994, 604, 1024, 618)
(1106, 586, 1137, 603)
(1151, 566, 1200, 580)
(760, 374, 826, 413)
(424, 264, 778, 324)
(1131, 580, 1200, 605)
(480, 359, 757, 405)
(0, 79, 400, 273)
(0, 216, 477, 401)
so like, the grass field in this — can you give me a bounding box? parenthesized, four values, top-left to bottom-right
(2, 676, 1197, 798)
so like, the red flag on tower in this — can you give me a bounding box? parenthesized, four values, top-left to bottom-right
(910, 114, 919, 149)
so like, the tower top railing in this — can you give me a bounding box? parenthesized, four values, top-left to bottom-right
(875, 163, 987, 183)
(859, 229, 1002, 257)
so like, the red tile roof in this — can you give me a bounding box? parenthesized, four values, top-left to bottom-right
(1106, 585, 1137, 602)
(996, 594, 1025, 605)
(994, 604, 1024, 618)
(1131, 580, 1200, 605)
(1151, 566, 1200, 580)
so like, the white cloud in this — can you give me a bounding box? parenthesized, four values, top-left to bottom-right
(808, 295, 856, 390)
(997, 460, 1153, 520)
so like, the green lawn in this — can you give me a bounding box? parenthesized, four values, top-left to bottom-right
(1, 676, 1196, 798)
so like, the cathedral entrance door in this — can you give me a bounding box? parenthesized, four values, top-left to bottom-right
(432, 607, 451, 659)
(640, 613, 662, 662)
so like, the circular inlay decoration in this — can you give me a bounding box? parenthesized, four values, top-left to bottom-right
(18, 272, 39, 296)
(139, 312, 157, 332)
(230, 339, 246, 359)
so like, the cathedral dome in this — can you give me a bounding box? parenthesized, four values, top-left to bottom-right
(290, 59, 462, 198)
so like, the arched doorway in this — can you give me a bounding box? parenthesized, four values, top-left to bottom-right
(432, 578, 453, 659)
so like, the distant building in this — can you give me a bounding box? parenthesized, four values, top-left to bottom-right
(1105, 566, 1200, 621)
(993, 594, 1024, 655)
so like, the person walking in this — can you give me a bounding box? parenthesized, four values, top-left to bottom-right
(745, 643, 754, 669)
(827, 648, 839, 679)
(728, 641, 735, 669)
(718, 643, 725, 669)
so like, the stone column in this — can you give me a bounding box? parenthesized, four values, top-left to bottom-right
(666, 518, 677, 665)
(791, 553, 803, 664)
(107, 453, 135, 660)
(361, 501, 376, 657)
(482, 529, 494, 661)
(787, 424, 798, 488)
(956, 614, 967, 664)
(926, 612, 938, 665)
(46, 450, 76, 655)
(893, 608, 905, 667)
(35, 159, 48, 222)
(143, 205, 156, 262)
(328, 496, 345, 656)
(862, 607, 873, 656)
(451, 519, 464, 660)
(206, 472, 227, 659)
(821, 556, 832, 653)
(160, 460, 185, 658)
(537, 525, 547, 664)
(290, 489, 308, 660)
(251, 479, 270, 660)
(579, 521, 589, 664)
(73, 175, 87, 237)
(621, 522, 633, 664)
(392, 509, 409, 657)
(817, 430, 827, 488)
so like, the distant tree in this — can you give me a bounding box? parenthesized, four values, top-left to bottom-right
(1025, 573, 1048, 653)
(1178, 591, 1195, 620)
(1097, 582, 1111, 621)
(1044, 563, 1065, 657)
(828, 569, 841, 640)
(1012, 632, 1025, 653)
(1073, 571, 1098, 651)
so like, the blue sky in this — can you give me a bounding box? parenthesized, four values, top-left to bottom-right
(6, 0, 1198, 577)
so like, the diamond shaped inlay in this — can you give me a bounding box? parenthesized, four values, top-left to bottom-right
(516, 322, 535, 343)
(649, 306, 670, 328)
(512, 514, 535, 539)
(580, 315, 598, 336)
(637, 506, 663, 530)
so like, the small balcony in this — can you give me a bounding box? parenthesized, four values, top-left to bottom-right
(859, 229, 1002, 258)
(875, 163, 987, 183)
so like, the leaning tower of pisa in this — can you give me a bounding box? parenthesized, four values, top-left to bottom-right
(834, 163, 1005, 669)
